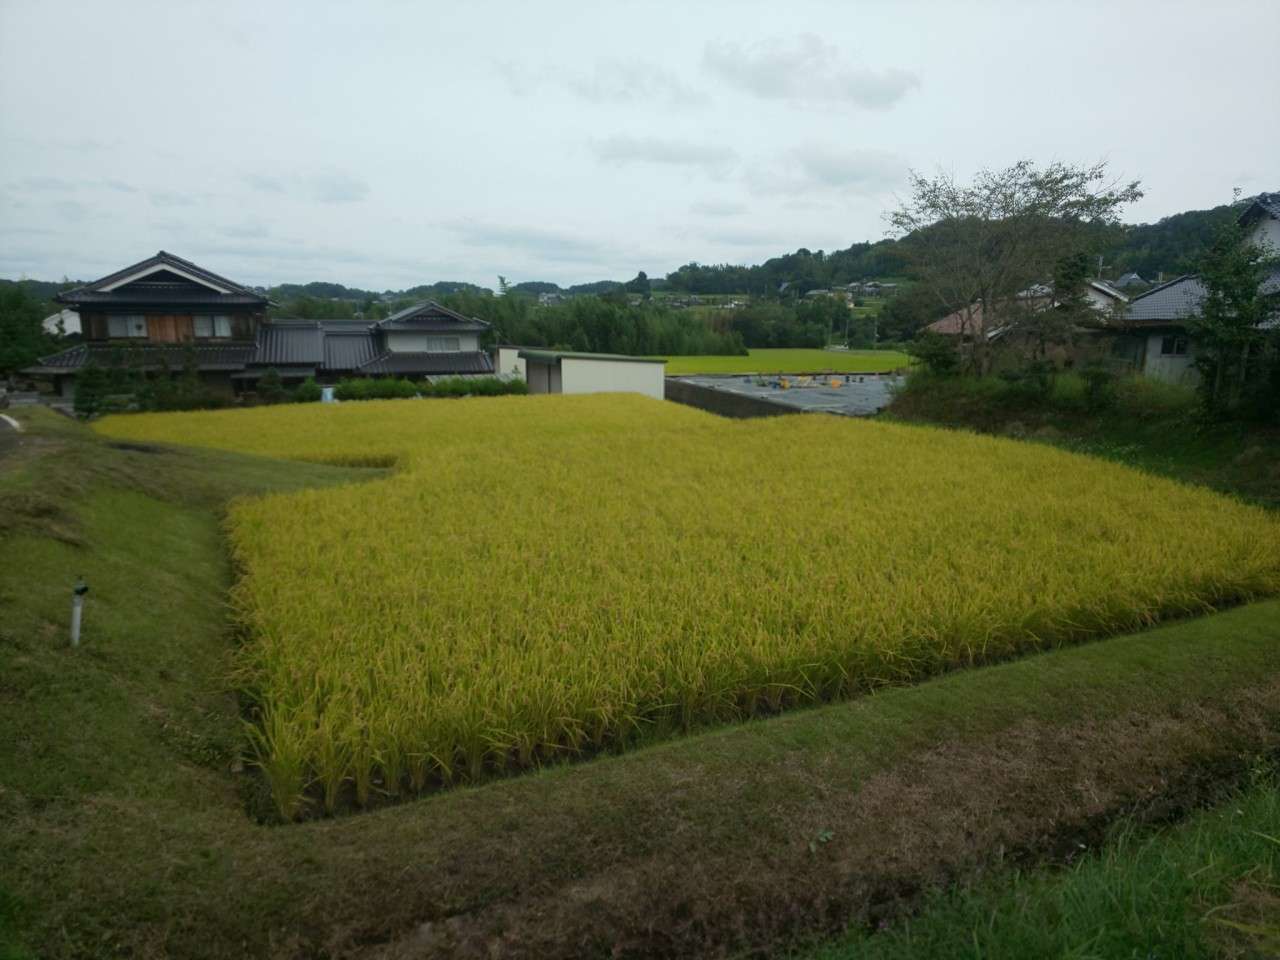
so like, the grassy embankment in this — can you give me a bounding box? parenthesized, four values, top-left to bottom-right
(663, 347, 910, 375)
(889, 371, 1280, 508)
(1, 406, 1279, 958)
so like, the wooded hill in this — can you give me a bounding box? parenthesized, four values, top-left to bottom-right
(0, 195, 1248, 307)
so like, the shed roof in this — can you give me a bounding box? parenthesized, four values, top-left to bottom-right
(517, 349, 666, 365)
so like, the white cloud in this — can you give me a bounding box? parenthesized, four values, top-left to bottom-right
(499, 58, 706, 106)
(748, 146, 906, 197)
(591, 136, 736, 175)
(690, 200, 747, 217)
(311, 172, 368, 204)
(703, 34, 919, 110)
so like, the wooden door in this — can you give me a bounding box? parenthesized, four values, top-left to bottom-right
(147, 315, 194, 342)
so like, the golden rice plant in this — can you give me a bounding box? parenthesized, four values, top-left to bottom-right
(97, 396, 1280, 819)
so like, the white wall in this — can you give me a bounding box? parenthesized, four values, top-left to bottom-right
(494, 346, 526, 377)
(1246, 216, 1280, 256)
(384, 331, 480, 353)
(560, 357, 665, 399)
(1142, 332, 1198, 385)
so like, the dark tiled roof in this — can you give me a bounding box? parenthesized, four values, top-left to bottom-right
(1125, 276, 1206, 323)
(30, 341, 258, 372)
(357, 351, 495, 375)
(374, 300, 489, 332)
(1123, 270, 1280, 326)
(1239, 191, 1280, 226)
(255, 321, 324, 365)
(323, 333, 380, 371)
(55, 251, 268, 308)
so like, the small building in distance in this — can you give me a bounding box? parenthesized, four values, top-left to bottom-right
(519, 349, 666, 400)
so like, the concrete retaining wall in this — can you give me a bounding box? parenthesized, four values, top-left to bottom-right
(664, 378, 798, 419)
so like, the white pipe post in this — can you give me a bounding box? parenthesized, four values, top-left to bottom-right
(70, 596, 83, 647)
(70, 577, 88, 648)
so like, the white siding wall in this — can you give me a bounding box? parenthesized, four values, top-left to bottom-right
(560, 358, 665, 399)
(494, 346, 526, 377)
(1247, 216, 1280, 255)
(1142, 332, 1198, 385)
(384, 331, 480, 353)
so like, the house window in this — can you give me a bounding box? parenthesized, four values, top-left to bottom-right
(108, 315, 147, 338)
(194, 315, 232, 338)
(1160, 335, 1188, 357)
(425, 336, 461, 352)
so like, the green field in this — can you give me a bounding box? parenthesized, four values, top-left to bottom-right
(663, 348, 910, 375)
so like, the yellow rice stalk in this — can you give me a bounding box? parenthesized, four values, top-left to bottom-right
(97, 396, 1280, 817)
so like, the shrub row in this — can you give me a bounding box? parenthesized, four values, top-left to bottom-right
(333, 376, 527, 402)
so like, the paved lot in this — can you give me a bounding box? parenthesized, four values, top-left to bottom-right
(672, 374, 903, 417)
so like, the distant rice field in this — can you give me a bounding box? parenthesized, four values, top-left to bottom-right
(663, 348, 910, 375)
(96, 396, 1280, 819)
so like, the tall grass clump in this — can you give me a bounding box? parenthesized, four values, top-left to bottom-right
(96, 395, 1280, 819)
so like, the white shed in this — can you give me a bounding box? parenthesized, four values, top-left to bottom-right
(492, 345, 526, 378)
(518, 349, 666, 400)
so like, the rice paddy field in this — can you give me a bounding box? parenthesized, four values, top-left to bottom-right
(662, 348, 910, 375)
(96, 396, 1280, 819)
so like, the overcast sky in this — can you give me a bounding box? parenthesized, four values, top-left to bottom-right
(2, 0, 1277, 290)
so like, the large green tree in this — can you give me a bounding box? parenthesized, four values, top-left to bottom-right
(889, 160, 1142, 373)
(1188, 205, 1279, 417)
(0, 286, 54, 376)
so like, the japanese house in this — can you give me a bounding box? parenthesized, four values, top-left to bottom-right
(23, 251, 493, 397)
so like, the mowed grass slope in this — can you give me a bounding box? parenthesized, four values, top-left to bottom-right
(663, 348, 909, 375)
(97, 397, 1280, 817)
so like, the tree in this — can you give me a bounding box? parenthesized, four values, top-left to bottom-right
(888, 160, 1142, 374)
(73, 363, 108, 418)
(0, 286, 53, 376)
(257, 368, 287, 404)
(1188, 201, 1279, 417)
(624, 271, 651, 299)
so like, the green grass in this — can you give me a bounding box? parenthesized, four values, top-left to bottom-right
(3, 407, 1280, 958)
(804, 772, 1280, 960)
(890, 371, 1280, 509)
(663, 347, 911, 375)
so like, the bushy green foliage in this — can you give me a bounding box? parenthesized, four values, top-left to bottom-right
(333, 378, 420, 401)
(292, 377, 322, 403)
(1188, 207, 1279, 420)
(898, 369, 1199, 421)
(0, 285, 57, 375)
(73, 363, 108, 418)
(333, 376, 526, 402)
(906, 331, 959, 376)
(256, 369, 287, 405)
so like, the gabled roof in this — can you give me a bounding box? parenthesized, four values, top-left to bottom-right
(1124, 275, 1206, 324)
(54, 251, 268, 308)
(1238, 191, 1280, 227)
(372, 300, 489, 332)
